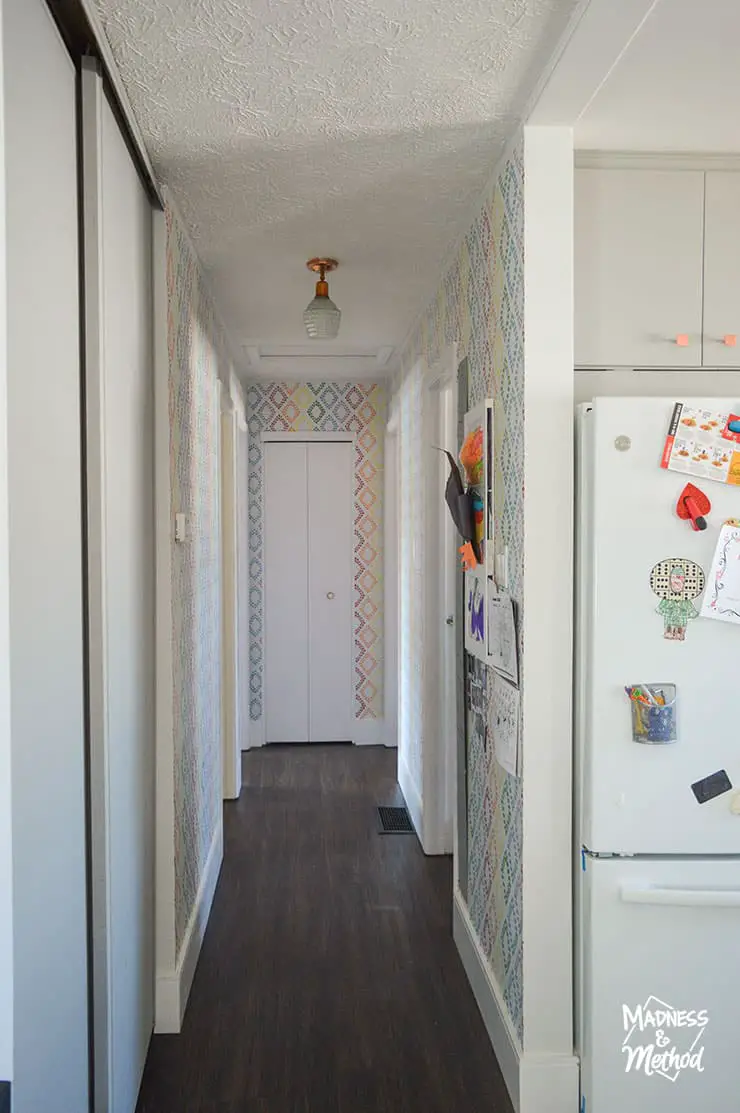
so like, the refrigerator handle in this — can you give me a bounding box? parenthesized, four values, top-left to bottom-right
(621, 883, 740, 909)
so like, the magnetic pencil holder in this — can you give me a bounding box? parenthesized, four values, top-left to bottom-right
(626, 684, 677, 745)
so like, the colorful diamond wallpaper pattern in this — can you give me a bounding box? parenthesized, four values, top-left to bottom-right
(166, 201, 227, 954)
(246, 382, 386, 722)
(397, 140, 525, 1042)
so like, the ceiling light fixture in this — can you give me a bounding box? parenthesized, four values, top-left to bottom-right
(303, 258, 341, 339)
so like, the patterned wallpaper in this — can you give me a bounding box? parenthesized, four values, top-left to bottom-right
(397, 139, 525, 1042)
(246, 382, 386, 723)
(166, 202, 225, 953)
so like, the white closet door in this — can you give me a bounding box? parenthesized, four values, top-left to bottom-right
(264, 442, 309, 741)
(82, 62, 156, 1113)
(5, 0, 88, 1108)
(307, 442, 353, 742)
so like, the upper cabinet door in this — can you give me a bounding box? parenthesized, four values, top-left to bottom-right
(703, 171, 740, 368)
(575, 169, 705, 367)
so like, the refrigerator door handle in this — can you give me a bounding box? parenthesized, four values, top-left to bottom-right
(621, 882, 740, 908)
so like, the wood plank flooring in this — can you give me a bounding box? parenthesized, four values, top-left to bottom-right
(136, 745, 512, 1113)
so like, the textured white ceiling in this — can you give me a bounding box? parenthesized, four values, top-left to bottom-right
(576, 0, 740, 152)
(93, 0, 579, 376)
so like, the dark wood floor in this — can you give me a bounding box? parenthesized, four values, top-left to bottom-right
(136, 745, 512, 1113)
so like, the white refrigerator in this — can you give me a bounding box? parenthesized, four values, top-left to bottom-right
(575, 397, 740, 1113)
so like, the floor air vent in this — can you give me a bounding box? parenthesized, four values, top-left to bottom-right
(377, 805, 414, 834)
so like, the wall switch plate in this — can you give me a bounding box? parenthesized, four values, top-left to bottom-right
(175, 512, 187, 543)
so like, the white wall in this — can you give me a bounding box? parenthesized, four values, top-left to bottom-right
(5, 0, 89, 1107)
(0, 0, 11, 1084)
(82, 61, 156, 1113)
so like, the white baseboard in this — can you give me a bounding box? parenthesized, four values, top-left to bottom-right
(453, 889, 521, 1109)
(519, 1051, 580, 1113)
(155, 820, 224, 1033)
(245, 716, 265, 749)
(352, 717, 387, 746)
(397, 750, 423, 838)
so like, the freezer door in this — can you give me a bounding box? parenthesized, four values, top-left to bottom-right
(580, 856, 740, 1113)
(578, 398, 740, 854)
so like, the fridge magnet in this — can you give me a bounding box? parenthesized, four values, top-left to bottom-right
(700, 522, 740, 625)
(690, 769, 732, 805)
(661, 401, 740, 486)
(730, 792, 740, 815)
(675, 483, 711, 532)
(491, 673, 520, 777)
(464, 566, 488, 663)
(649, 558, 705, 641)
(487, 587, 519, 685)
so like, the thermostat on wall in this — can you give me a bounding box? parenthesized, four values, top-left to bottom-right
(175, 513, 187, 543)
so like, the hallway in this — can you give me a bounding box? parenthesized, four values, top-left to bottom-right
(136, 746, 512, 1113)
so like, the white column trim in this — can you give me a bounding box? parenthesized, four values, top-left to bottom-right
(520, 126, 576, 1078)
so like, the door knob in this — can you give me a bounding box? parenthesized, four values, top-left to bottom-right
(326, 591, 335, 600)
(446, 615, 454, 625)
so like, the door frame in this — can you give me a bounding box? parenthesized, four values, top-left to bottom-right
(423, 344, 458, 856)
(261, 432, 358, 744)
(220, 386, 241, 799)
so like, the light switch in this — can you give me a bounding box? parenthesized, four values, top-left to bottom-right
(495, 546, 509, 590)
(175, 513, 187, 543)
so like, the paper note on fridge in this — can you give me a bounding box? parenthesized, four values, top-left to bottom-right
(492, 673, 520, 778)
(701, 523, 740, 625)
(487, 588, 519, 685)
(661, 401, 740, 486)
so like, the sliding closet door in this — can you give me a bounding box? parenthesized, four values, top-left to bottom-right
(82, 62, 155, 1113)
(307, 442, 353, 742)
(4, 0, 89, 1108)
(264, 442, 309, 742)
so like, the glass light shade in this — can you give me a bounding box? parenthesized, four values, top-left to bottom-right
(303, 293, 341, 339)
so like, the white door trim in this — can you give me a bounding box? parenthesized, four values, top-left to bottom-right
(422, 343, 458, 854)
(220, 391, 241, 799)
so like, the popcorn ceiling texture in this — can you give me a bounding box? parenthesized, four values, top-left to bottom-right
(166, 200, 229, 954)
(395, 138, 525, 1042)
(92, 0, 579, 350)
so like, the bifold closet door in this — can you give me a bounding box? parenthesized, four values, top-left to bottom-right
(4, 0, 89, 1108)
(307, 442, 353, 742)
(264, 441, 353, 743)
(264, 442, 310, 742)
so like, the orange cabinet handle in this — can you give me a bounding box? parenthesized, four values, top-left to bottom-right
(724, 334, 737, 347)
(676, 334, 689, 347)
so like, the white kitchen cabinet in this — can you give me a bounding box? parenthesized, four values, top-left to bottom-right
(575, 169, 705, 368)
(702, 171, 740, 368)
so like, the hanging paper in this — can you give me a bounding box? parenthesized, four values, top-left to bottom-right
(487, 588, 519, 686)
(700, 522, 740, 625)
(661, 401, 740, 486)
(492, 673, 520, 778)
(649, 558, 705, 641)
(464, 566, 487, 662)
